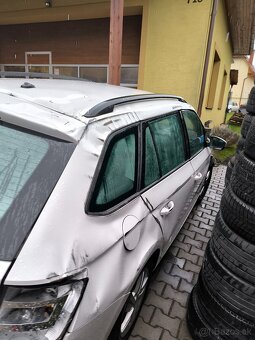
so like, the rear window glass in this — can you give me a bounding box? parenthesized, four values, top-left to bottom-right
(0, 123, 75, 261)
(0, 126, 49, 219)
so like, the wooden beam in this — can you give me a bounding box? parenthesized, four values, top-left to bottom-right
(108, 0, 124, 85)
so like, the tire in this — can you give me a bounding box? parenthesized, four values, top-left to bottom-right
(245, 121, 255, 160)
(225, 156, 235, 185)
(231, 152, 255, 206)
(211, 212, 255, 285)
(221, 185, 255, 243)
(202, 242, 255, 322)
(188, 282, 253, 340)
(109, 262, 152, 340)
(246, 86, 255, 114)
(237, 136, 246, 154)
(241, 114, 254, 138)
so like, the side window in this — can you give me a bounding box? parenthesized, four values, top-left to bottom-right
(182, 110, 205, 157)
(143, 128, 161, 187)
(148, 113, 186, 177)
(90, 130, 137, 212)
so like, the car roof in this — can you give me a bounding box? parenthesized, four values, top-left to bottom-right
(0, 78, 188, 141)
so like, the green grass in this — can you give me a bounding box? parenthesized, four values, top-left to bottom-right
(212, 112, 241, 164)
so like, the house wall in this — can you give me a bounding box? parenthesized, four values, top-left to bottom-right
(137, 0, 212, 110)
(231, 58, 254, 105)
(201, 0, 232, 126)
(0, 16, 141, 64)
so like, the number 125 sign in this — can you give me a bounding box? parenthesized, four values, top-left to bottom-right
(187, 0, 203, 3)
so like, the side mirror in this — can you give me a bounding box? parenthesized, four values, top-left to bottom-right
(207, 135, 226, 150)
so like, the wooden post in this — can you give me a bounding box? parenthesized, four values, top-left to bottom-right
(108, 0, 124, 85)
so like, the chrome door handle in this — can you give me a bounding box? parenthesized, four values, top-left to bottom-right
(160, 201, 175, 216)
(194, 172, 203, 181)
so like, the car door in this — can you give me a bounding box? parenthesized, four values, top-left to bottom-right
(140, 112, 195, 255)
(181, 109, 211, 202)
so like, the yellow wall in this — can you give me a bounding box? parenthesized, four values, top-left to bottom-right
(137, 0, 211, 110)
(231, 58, 254, 105)
(201, 0, 232, 126)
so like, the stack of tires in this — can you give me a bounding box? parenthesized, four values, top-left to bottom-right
(225, 88, 255, 185)
(187, 88, 255, 340)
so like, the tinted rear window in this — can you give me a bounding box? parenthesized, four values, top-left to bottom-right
(0, 122, 75, 261)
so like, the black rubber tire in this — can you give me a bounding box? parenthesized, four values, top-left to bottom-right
(231, 152, 255, 206)
(225, 156, 235, 185)
(246, 86, 255, 114)
(202, 242, 255, 322)
(237, 136, 246, 154)
(108, 261, 152, 340)
(221, 185, 255, 243)
(245, 121, 255, 160)
(197, 274, 255, 339)
(241, 114, 254, 138)
(188, 281, 254, 340)
(211, 212, 255, 285)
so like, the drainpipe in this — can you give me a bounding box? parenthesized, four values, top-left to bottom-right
(197, 0, 219, 116)
(239, 76, 249, 106)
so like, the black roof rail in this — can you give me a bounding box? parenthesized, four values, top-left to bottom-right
(0, 71, 92, 82)
(85, 94, 186, 118)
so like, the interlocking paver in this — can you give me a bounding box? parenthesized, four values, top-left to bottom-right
(130, 165, 226, 340)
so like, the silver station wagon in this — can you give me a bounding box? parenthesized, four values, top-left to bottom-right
(0, 78, 225, 340)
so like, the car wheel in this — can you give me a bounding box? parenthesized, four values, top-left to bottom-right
(236, 136, 246, 153)
(196, 168, 212, 204)
(109, 262, 152, 340)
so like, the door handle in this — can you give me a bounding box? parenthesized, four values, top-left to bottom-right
(160, 201, 175, 216)
(194, 172, 203, 181)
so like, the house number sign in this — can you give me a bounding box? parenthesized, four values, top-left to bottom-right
(187, 0, 203, 3)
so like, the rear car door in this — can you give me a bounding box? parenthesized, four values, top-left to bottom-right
(181, 109, 211, 202)
(140, 112, 195, 255)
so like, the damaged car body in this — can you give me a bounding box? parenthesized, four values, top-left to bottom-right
(0, 78, 224, 340)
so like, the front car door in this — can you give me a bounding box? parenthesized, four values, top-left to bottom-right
(181, 109, 212, 202)
(140, 112, 195, 255)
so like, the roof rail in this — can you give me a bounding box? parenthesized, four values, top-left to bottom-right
(85, 94, 186, 118)
(0, 71, 92, 82)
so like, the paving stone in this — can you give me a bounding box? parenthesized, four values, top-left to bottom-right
(161, 330, 178, 340)
(167, 256, 186, 269)
(206, 230, 212, 238)
(149, 281, 165, 296)
(170, 301, 186, 319)
(195, 233, 210, 243)
(179, 278, 194, 293)
(178, 249, 198, 264)
(172, 241, 191, 253)
(171, 265, 193, 283)
(156, 270, 180, 289)
(132, 317, 162, 340)
(163, 286, 189, 307)
(139, 304, 155, 323)
(178, 320, 193, 340)
(169, 246, 179, 257)
(188, 224, 206, 236)
(145, 290, 172, 315)
(184, 260, 201, 274)
(151, 309, 181, 337)
(180, 229, 196, 239)
(190, 246, 205, 257)
(197, 256, 204, 267)
(183, 236, 202, 248)
(176, 233, 185, 242)
(199, 222, 213, 231)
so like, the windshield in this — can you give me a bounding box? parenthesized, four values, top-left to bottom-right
(0, 122, 75, 261)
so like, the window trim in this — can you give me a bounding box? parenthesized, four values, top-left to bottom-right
(86, 123, 140, 215)
(180, 109, 206, 160)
